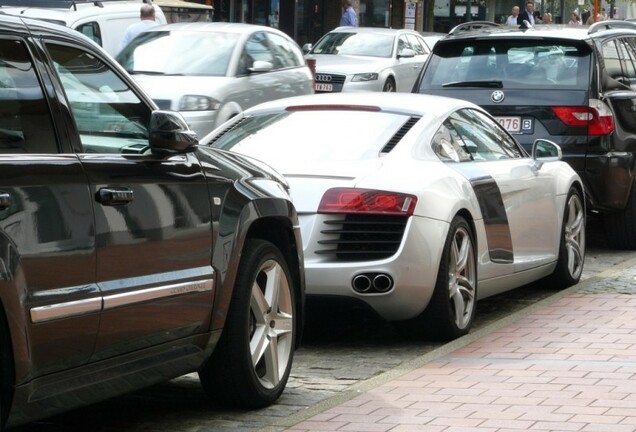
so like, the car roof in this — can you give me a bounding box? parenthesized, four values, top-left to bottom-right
(440, 22, 636, 43)
(240, 92, 480, 118)
(0, 11, 95, 42)
(327, 26, 417, 35)
(146, 21, 282, 34)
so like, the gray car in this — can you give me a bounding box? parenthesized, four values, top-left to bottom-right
(303, 27, 434, 93)
(117, 22, 314, 139)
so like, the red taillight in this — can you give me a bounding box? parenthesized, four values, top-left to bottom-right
(318, 188, 417, 216)
(551, 101, 614, 136)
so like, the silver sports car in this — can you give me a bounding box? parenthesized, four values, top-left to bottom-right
(205, 93, 586, 341)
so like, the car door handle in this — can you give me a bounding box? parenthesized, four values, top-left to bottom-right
(96, 187, 134, 206)
(0, 192, 10, 210)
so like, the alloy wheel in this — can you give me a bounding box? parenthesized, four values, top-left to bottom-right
(448, 226, 476, 330)
(564, 193, 585, 280)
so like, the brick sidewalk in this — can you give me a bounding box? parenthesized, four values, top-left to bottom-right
(284, 264, 636, 432)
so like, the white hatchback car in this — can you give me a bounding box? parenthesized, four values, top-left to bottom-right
(116, 22, 314, 138)
(304, 27, 434, 93)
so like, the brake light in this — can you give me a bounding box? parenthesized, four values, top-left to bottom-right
(551, 100, 614, 136)
(318, 188, 417, 216)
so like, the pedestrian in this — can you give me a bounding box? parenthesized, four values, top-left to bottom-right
(118, 4, 158, 53)
(517, 1, 537, 27)
(543, 12, 552, 23)
(568, 11, 581, 24)
(505, 6, 520, 26)
(340, 0, 358, 27)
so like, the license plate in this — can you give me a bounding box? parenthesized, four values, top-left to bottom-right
(496, 116, 534, 134)
(314, 83, 333, 92)
(496, 116, 521, 132)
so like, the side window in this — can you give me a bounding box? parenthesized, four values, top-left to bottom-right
(602, 39, 632, 91)
(75, 22, 103, 48)
(397, 35, 412, 56)
(45, 44, 151, 154)
(448, 109, 523, 161)
(617, 38, 636, 88)
(245, 32, 275, 66)
(0, 39, 57, 154)
(265, 32, 303, 68)
(431, 122, 472, 162)
(407, 34, 428, 56)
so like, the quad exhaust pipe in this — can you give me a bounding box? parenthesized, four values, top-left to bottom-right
(352, 273, 394, 293)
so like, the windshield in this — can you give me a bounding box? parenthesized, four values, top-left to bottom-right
(208, 110, 413, 164)
(418, 39, 592, 90)
(310, 32, 394, 58)
(116, 30, 239, 76)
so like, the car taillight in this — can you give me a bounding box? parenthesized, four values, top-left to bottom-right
(551, 100, 614, 136)
(318, 188, 417, 216)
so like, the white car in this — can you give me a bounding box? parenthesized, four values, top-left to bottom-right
(303, 27, 434, 93)
(0, 0, 167, 56)
(116, 22, 314, 139)
(204, 93, 586, 340)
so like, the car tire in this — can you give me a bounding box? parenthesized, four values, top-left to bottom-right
(199, 239, 296, 408)
(382, 77, 396, 92)
(397, 216, 477, 341)
(604, 180, 636, 249)
(547, 187, 585, 288)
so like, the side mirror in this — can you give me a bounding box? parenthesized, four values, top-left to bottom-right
(149, 110, 198, 153)
(532, 138, 562, 161)
(398, 48, 416, 59)
(249, 60, 274, 73)
(302, 43, 313, 54)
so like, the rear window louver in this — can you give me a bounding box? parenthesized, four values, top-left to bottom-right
(380, 116, 420, 154)
(206, 117, 248, 146)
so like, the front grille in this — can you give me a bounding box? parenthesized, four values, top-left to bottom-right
(314, 74, 346, 93)
(315, 214, 408, 261)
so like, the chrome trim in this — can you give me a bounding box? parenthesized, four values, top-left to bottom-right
(103, 279, 214, 310)
(314, 74, 332, 82)
(31, 297, 102, 323)
(30, 279, 214, 322)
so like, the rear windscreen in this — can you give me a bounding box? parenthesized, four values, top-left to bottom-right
(418, 39, 592, 91)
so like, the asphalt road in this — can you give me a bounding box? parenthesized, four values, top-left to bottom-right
(14, 218, 636, 432)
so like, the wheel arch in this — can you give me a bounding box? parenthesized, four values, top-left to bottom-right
(210, 190, 304, 347)
(244, 217, 305, 347)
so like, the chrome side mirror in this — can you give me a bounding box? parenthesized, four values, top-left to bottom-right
(532, 139, 562, 161)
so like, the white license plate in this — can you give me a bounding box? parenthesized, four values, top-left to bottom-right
(496, 116, 521, 132)
(315, 83, 333, 92)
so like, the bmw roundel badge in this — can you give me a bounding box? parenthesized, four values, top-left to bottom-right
(491, 90, 505, 103)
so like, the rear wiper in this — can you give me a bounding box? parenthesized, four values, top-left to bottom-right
(442, 80, 503, 88)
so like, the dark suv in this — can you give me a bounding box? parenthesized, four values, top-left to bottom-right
(0, 13, 304, 428)
(414, 21, 636, 249)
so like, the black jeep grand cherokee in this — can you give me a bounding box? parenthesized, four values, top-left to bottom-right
(0, 13, 304, 428)
(414, 21, 636, 249)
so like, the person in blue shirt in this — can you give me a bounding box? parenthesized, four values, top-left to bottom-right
(340, 0, 358, 27)
(118, 4, 158, 53)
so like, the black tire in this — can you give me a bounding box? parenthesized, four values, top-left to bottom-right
(547, 187, 585, 288)
(199, 239, 296, 408)
(397, 216, 477, 341)
(604, 181, 636, 249)
(382, 77, 396, 92)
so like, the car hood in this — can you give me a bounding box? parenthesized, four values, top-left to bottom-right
(309, 55, 391, 74)
(129, 74, 233, 100)
(271, 158, 383, 212)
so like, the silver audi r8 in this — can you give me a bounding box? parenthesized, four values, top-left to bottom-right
(204, 92, 586, 341)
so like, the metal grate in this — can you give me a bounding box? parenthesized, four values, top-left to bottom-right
(315, 214, 408, 261)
